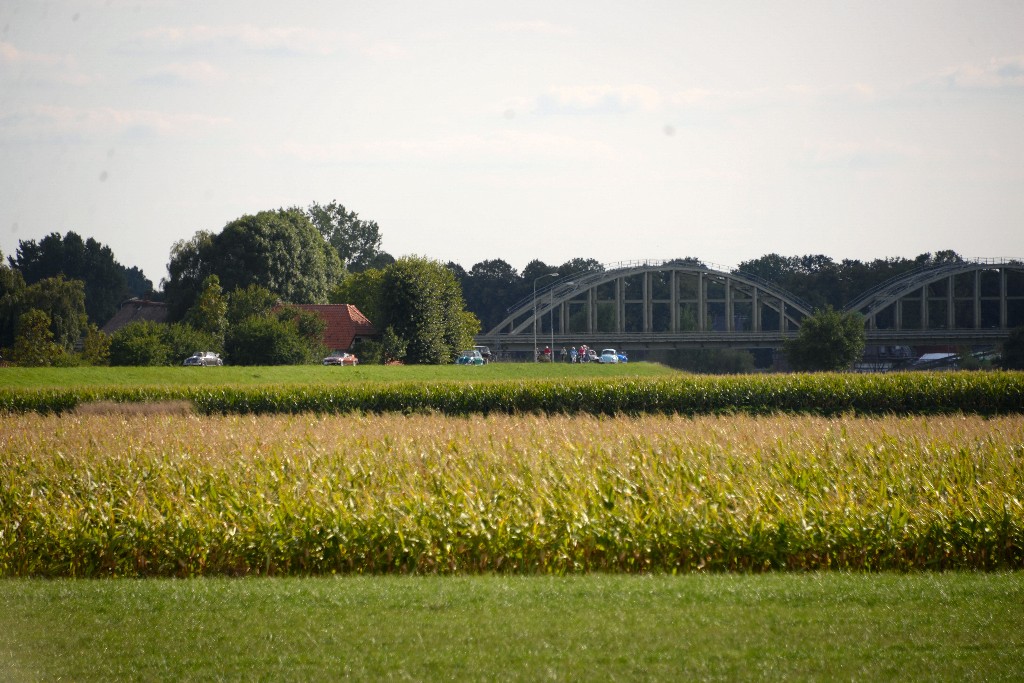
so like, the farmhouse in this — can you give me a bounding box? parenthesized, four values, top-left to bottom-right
(287, 304, 377, 353)
(101, 298, 169, 335)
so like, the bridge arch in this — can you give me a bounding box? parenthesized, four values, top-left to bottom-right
(481, 260, 813, 350)
(843, 258, 1024, 335)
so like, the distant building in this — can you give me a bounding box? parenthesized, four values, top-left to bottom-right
(286, 304, 377, 352)
(101, 298, 169, 335)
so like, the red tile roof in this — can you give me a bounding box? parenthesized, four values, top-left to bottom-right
(289, 304, 377, 351)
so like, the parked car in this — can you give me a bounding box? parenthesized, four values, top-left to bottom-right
(473, 345, 492, 363)
(184, 351, 223, 366)
(322, 352, 358, 366)
(457, 349, 485, 365)
(617, 351, 629, 363)
(599, 349, 619, 364)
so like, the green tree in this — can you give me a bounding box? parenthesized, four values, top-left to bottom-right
(164, 209, 342, 319)
(329, 268, 385, 324)
(184, 274, 227, 347)
(81, 324, 111, 366)
(461, 259, 520, 332)
(9, 231, 147, 326)
(225, 314, 322, 366)
(17, 276, 89, 351)
(108, 320, 219, 366)
(307, 200, 390, 272)
(164, 231, 216, 320)
(0, 260, 27, 349)
(659, 348, 756, 374)
(1000, 326, 1024, 370)
(785, 306, 866, 372)
(226, 284, 278, 326)
(9, 309, 67, 366)
(109, 321, 169, 366)
(378, 256, 477, 364)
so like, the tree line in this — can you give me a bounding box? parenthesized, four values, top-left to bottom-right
(1, 202, 475, 366)
(2, 196, 1018, 369)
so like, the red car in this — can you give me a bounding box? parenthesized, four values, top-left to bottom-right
(322, 352, 358, 366)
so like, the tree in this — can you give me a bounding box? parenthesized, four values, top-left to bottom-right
(461, 259, 520, 332)
(785, 306, 866, 372)
(0, 260, 27, 349)
(557, 258, 604, 278)
(81, 324, 111, 366)
(16, 276, 89, 351)
(184, 275, 227, 347)
(9, 231, 145, 326)
(658, 348, 755, 374)
(109, 321, 168, 366)
(329, 268, 385, 324)
(108, 320, 219, 366)
(9, 309, 67, 366)
(307, 200, 390, 272)
(226, 284, 278, 326)
(163, 209, 342, 319)
(225, 313, 324, 366)
(378, 256, 479, 364)
(1000, 326, 1024, 370)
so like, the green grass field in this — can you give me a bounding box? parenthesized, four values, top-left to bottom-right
(0, 361, 676, 389)
(2, 573, 1022, 681)
(3, 366, 1021, 679)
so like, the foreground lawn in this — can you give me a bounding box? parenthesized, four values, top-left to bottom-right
(0, 361, 676, 389)
(1, 573, 1021, 681)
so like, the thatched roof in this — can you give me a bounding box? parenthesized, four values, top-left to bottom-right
(101, 298, 168, 335)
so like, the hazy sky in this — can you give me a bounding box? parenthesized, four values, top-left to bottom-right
(2, 1, 1022, 285)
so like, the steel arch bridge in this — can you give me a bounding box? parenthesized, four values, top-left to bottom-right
(843, 257, 1024, 346)
(476, 258, 1024, 353)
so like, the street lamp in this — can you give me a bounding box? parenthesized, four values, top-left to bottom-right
(533, 271, 559, 362)
(551, 281, 576, 362)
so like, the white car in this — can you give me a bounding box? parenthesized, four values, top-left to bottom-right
(599, 349, 619, 364)
(183, 351, 223, 366)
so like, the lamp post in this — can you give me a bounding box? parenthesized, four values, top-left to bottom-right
(551, 281, 576, 362)
(533, 271, 559, 362)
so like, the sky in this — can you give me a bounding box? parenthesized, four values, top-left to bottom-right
(2, 1, 1023, 286)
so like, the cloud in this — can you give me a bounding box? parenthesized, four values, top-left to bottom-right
(796, 139, 923, 170)
(936, 55, 1024, 90)
(495, 20, 576, 37)
(262, 130, 614, 164)
(139, 24, 342, 56)
(136, 61, 226, 86)
(536, 84, 663, 114)
(0, 104, 230, 142)
(0, 41, 93, 85)
(524, 81, 880, 119)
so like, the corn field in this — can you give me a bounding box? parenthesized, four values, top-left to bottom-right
(2, 412, 1021, 576)
(2, 371, 1023, 415)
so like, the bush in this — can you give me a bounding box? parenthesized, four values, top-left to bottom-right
(109, 321, 168, 366)
(657, 348, 756, 374)
(109, 320, 219, 366)
(785, 307, 866, 371)
(225, 315, 322, 365)
(1001, 326, 1024, 370)
(8, 309, 68, 367)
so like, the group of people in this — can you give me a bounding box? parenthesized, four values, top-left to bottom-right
(538, 345, 597, 363)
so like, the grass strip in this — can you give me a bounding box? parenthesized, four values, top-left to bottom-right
(1, 573, 1021, 681)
